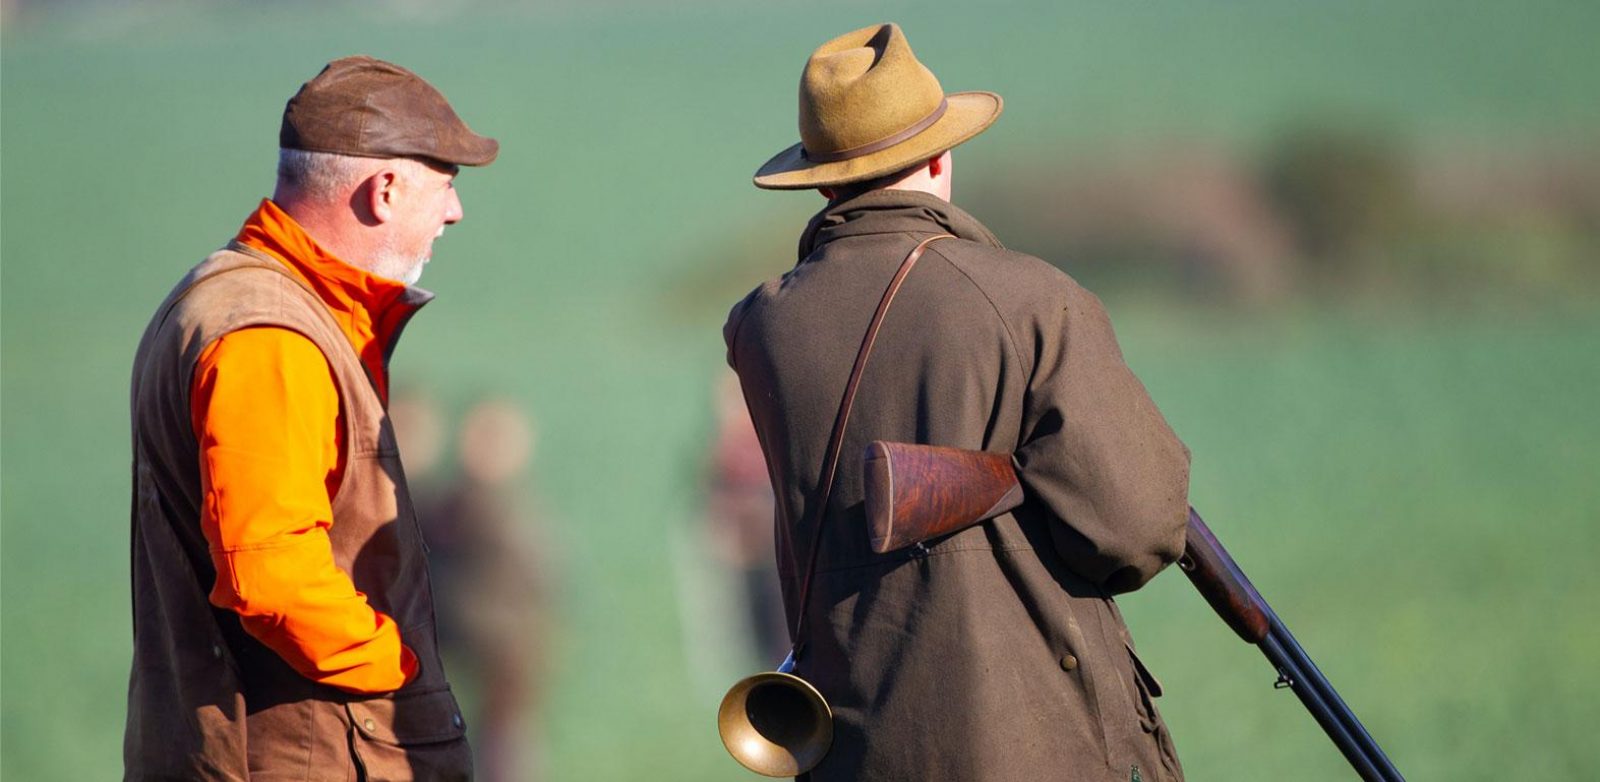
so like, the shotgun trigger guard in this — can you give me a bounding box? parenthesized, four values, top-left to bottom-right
(1273, 669, 1294, 689)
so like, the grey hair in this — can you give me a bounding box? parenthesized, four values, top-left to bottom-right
(276, 148, 378, 201)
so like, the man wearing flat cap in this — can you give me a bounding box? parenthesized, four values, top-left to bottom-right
(725, 24, 1189, 780)
(126, 56, 496, 780)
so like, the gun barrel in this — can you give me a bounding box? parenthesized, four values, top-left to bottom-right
(860, 443, 1404, 781)
(1185, 508, 1402, 780)
(1261, 619, 1405, 781)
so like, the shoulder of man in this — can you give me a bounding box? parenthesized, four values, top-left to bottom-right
(923, 237, 1098, 325)
(156, 248, 346, 369)
(168, 249, 305, 316)
(722, 279, 774, 369)
(922, 237, 1118, 383)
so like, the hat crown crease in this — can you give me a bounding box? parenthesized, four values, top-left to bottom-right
(753, 23, 1001, 190)
(798, 24, 945, 157)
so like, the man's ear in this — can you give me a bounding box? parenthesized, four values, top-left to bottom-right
(928, 154, 943, 178)
(365, 168, 401, 224)
(818, 186, 837, 201)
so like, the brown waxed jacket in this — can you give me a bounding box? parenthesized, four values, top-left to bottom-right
(724, 190, 1190, 781)
(126, 246, 470, 780)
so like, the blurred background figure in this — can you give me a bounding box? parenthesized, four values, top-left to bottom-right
(704, 371, 789, 664)
(390, 393, 554, 782)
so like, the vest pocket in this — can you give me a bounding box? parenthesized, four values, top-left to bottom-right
(346, 685, 467, 744)
(347, 686, 472, 781)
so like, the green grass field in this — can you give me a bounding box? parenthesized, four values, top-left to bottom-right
(4, 2, 1598, 779)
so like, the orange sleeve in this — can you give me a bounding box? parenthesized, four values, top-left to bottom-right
(192, 327, 418, 693)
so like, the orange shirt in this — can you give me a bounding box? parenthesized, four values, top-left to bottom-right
(190, 199, 418, 693)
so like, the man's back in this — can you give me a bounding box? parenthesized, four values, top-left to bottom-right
(726, 190, 1190, 781)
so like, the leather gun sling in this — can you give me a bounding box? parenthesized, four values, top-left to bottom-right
(789, 233, 954, 652)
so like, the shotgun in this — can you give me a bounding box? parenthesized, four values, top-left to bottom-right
(862, 441, 1404, 782)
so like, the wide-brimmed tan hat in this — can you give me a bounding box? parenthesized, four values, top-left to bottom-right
(754, 23, 1001, 190)
(281, 55, 499, 167)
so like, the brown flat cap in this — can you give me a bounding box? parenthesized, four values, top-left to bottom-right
(281, 55, 498, 167)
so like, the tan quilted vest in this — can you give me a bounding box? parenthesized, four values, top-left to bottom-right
(124, 244, 468, 780)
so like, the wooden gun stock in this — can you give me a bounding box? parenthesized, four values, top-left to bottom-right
(862, 441, 1023, 554)
(860, 440, 1403, 781)
(862, 442, 1266, 640)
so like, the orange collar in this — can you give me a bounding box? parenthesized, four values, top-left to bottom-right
(234, 199, 427, 402)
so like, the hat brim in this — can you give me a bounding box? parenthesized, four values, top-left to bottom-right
(291, 133, 500, 168)
(753, 91, 1002, 191)
(412, 133, 499, 168)
(444, 134, 500, 167)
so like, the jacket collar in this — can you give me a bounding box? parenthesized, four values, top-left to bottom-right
(232, 199, 431, 402)
(797, 189, 1004, 262)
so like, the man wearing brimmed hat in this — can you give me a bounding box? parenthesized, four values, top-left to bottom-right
(126, 56, 496, 780)
(726, 24, 1189, 780)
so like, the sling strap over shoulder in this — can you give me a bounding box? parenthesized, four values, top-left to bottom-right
(789, 233, 955, 653)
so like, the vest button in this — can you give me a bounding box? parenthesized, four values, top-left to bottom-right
(1060, 654, 1079, 671)
(211, 644, 222, 659)
(363, 719, 376, 732)
(452, 713, 463, 728)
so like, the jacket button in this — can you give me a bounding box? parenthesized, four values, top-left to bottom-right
(363, 719, 376, 732)
(211, 644, 223, 659)
(1060, 654, 1079, 671)
(452, 713, 463, 728)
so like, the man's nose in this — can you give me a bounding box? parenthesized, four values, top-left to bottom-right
(444, 189, 464, 224)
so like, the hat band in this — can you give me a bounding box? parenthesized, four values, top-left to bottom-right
(803, 99, 949, 164)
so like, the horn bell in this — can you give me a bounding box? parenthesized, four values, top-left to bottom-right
(717, 663, 833, 777)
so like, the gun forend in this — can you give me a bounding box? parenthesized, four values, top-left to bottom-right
(1178, 508, 1272, 644)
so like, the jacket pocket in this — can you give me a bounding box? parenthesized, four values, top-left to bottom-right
(346, 686, 472, 781)
(1125, 642, 1164, 733)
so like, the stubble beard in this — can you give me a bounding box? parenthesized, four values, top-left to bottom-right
(371, 237, 429, 286)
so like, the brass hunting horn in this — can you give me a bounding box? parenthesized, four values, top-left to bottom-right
(716, 236, 953, 776)
(717, 650, 833, 776)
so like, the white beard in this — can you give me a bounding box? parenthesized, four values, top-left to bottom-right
(397, 260, 426, 287)
(370, 241, 428, 286)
